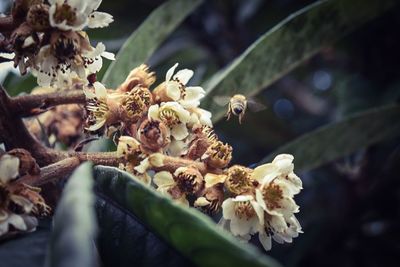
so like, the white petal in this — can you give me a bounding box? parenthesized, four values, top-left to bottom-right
(148, 105, 160, 120)
(165, 63, 178, 82)
(255, 189, 267, 211)
(173, 69, 193, 85)
(171, 123, 188, 141)
(166, 140, 186, 157)
(0, 221, 9, 236)
(87, 11, 113, 28)
(252, 163, 279, 183)
(233, 195, 253, 202)
(194, 197, 211, 207)
(222, 199, 235, 220)
(134, 158, 150, 174)
(93, 82, 107, 98)
(272, 154, 294, 174)
(153, 171, 175, 188)
(7, 213, 27, 231)
(85, 119, 106, 131)
(251, 200, 264, 225)
(0, 155, 20, 183)
(230, 217, 253, 236)
(102, 51, 115, 60)
(259, 232, 272, 251)
(166, 82, 181, 101)
(184, 86, 205, 101)
(204, 173, 226, 188)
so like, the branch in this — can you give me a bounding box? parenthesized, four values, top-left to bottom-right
(19, 152, 123, 186)
(0, 86, 63, 165)
(0, 16, 16, 32)
(9, 90, 86, 117)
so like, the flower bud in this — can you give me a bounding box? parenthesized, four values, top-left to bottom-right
(137, 119, 170, 153)
(174, 166, 204, 196)
(117, 64, 156, 93)
(225, 165, 254, 195)
(7, 149, 40, 177)
(202, 140, 232, 169)
(27, 3, 50, 31)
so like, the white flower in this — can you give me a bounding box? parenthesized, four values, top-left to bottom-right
(220, 195, 264, 238)
(32, 41, 114, 88)
(251, 153, 303, 250)
(165, 139, 187, 157)
(165, 63, 205, 108)
(148, 102, 191, 140)
(49, 0, 113, 31)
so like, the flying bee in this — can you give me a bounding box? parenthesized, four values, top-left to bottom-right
(213, 94, 266, 124)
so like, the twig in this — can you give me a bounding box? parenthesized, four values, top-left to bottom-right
(9, 90, 86, 117)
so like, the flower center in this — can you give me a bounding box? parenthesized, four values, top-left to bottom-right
(234, 201, 256, 220)
(159, 108, 180, 126)
(86, 98, 109, 127)
(262, 183, 283, 210)
(225, 166, 253, 195)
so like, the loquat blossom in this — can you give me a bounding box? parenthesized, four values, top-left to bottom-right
(153, 63, 205, 108)
(0, 154, 49, 237)
(48, 0, 113, 31)
(148, 102, 191, 141)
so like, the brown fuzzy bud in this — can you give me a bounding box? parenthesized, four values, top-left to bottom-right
(174, 166, 204, 196)
(137, 119, 170, 153)
(202, 140, 232, 169)
(225, 165, 254, 195)
(194, 185, 224, 215)
(27, 3, 50, 31)
(186, 125, 218, 160)
(117, 64, 156, 93)
(7, 149, 40, 177)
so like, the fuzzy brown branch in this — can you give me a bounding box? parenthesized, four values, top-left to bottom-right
(152, 155, 219, 176)
(9, 90, 86, 117)
(0, 86, 64, 165)
(20, 152, 122, 186)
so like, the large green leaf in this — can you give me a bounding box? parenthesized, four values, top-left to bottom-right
(201, 0, 397, 122)
(45, 162, 98, 267)
(93, 166, 282, 267)
(260, 104, 400, 171)
(0, 220, 51, 267)
(102, 0, 203, 88)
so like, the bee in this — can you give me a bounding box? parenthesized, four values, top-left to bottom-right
(213, 94, 266, 124)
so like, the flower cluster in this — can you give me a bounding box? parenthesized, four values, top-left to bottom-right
(83, 63, 303, 251)
(5, 0, 114, 87)
(0, 150, 50, 238)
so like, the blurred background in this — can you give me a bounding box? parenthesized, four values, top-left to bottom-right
(1, 0, 400, 266)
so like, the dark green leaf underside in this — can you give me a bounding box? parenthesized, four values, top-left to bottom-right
(201, 0, 397, 122)
(260, 104, 400, 171)
(93, 166, 282, 267)
(102, 0, 203, 88)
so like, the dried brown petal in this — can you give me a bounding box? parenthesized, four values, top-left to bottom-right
(137, 119, 170, 153)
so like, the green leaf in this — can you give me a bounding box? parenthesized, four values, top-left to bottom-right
(102, 0, 203, 88)
(201, 0, 397, 122)
(0, 220, 51, 267)
(260, 104, 400, 171)
(45, 162, 98, 267)
(93, 166, 282, 267)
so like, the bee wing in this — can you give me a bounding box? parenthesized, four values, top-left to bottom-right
(213, 95, 231, 106)
(247, 98, 267, 112)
